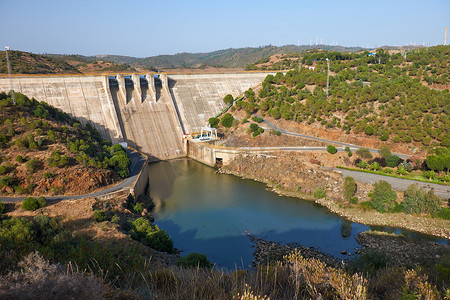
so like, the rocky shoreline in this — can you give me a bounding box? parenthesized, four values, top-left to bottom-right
(218, 156, 450, 240)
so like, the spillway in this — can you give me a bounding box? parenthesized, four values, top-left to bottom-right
(0, 72, 271, 159)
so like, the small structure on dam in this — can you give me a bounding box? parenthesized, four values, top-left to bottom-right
(0, 72, 271, 160)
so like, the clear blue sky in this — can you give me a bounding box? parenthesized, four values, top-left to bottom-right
(1, 0, 448, 57)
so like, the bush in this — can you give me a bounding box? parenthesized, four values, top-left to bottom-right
(357, 160, 368, 169)
(208, 117, 220, 128)
(327, 145, 337, 154)
(0, 202, 5, 214)
(251, 116, 263, 123)
(25, 159, 40, 173)
(176, 253, 211, 268)
(438, 208, 450, 220)
(249, 123, 259, 132)
(220, 113, 234, 128)
(223, 94, 234, 105)
(385, 154, 401, 167)
(343, 177, 356, 202)
(370, 180, 397, 213)
(22, 197, 45, 211)
(37, 196, 46, 208)
(0, 175, 13, 187)
(93, 210, 108, 222)
(15, 155, 26, 163)
(313, 188, 326, 199)
(356, 148, 373, 159)
(129, 217, 174, 253)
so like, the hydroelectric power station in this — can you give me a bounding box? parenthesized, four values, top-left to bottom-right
(0, 73, 270, 161)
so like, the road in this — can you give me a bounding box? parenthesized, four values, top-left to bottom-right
(254, 114, 409, 159)
(337, 168, 450, 199)
(0, 149, 147, 202)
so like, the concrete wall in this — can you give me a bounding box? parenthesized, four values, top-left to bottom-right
(186, 140, 242, 167)
(0, 72, 271, 160)
(169, 73, 270, 133)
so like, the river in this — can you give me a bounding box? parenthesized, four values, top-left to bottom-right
(147, 158, 447, 269)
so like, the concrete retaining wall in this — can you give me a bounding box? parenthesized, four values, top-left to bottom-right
(186, 140, 242, 167)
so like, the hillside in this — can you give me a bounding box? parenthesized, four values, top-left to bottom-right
(0, 92, 130, 196)
(231, 45, 450, 151)
(100, 45, 364, 69)
(0, 51, 138, 74)
(0, 50, 80, 74)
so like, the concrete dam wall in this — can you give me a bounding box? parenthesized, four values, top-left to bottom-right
(0, 72, 269, 159)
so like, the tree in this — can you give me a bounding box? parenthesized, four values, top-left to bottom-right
(223, 94, 234, 105)
(425, 155, 444, 174)
(208, 117, 220, 128)
(220, 113, 234, 128)
(370, 180, 397, 213)
(364, 125, 374, 136)
(327, 145, 337, 154)
(403, 184, 441, 216)
(343, 177, 356, 202)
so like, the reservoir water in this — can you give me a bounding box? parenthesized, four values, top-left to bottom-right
(148, 159, 447, 269)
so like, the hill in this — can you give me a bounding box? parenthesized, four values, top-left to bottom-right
(0, 92, 130, 196)
(0, 51, 138, 74)
(229, 45, 450, 150)
(100, 45, 365, 69)
(0, 50, 80, 74)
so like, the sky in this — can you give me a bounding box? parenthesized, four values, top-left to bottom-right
(1, 0, 449, 57)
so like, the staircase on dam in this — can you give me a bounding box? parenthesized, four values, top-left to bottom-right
(0, 72, 271, 160)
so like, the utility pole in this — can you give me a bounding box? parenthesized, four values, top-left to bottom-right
(5, 46, 15, 104)
(326, 58, 330, 99)
(444, 26, 448, 46)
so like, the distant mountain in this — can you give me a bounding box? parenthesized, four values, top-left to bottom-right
(99, 45, 366, 69)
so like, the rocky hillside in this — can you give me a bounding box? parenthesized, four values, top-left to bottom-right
(0, 92, 130, 196)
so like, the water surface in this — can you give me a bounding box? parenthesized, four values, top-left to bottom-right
(147, 159, 446, 269)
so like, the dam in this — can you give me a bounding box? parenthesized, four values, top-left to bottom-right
(0, 72, 270, 159)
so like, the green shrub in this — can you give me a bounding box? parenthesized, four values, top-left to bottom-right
(370, 180, 397, 213)
(327, 145, 337, 154)
(0, 165, 8, 175)
(22, 197, 45, 211)
(313, 188, 326, 199)
(249, 123, 259, 132)
(25, 159, 40, 173)
(176, 253, 211, 268)
(37, 196, 46, 208)
(220, 113, 234, 128)
(386, 154, 401, 167)
(438, 208, 450, 220)
(378, 145, 391, 158)
(350, 197, 358, 204)
(133, 203, 144, 214)
(208, 117, 220, 128)
(223, 94, 234, 105)
(251, 116, 263, 123)
(0, 175, 13, 187)
(111, 214, 120, 224)
(130, 218, 174, 253)
(93, 210, 108, 222)
(15, 155, 26, 163)
(0, 202, 5, 214)
(357, 160, 368, 169)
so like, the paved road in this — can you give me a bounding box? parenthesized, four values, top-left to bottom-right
(337, 168, 450, 199)
(0, 149, 147, 202)
(254, 114, 409, 159)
